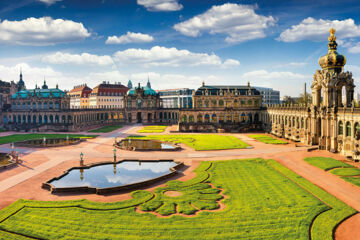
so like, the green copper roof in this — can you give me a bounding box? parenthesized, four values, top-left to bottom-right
(127, 86, 157, 96)
(12, 88, 65, 99)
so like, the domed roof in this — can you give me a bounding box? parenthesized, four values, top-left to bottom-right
(127, 88, 136, 95)
(318, 28, 346, 73)
(143, 86, 157, 96)
(127, 83, 157, 96)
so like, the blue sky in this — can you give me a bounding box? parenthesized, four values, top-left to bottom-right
(1, 0, 360, 98)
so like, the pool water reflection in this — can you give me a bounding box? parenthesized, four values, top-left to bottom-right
(49, 161, 177, 189)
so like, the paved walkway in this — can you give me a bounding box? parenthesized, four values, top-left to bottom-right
(0, 125, 135, 193)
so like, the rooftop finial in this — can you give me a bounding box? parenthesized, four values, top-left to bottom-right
(146, 76, 151, 88)
(202, 80, 205, 87)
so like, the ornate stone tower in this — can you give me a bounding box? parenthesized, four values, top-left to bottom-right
(311, 28, 354, 108)
(310, 28, 355, 149)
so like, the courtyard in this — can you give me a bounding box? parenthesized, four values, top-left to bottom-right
(0, 125, 359, 240)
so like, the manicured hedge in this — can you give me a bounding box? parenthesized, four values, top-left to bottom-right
(304, 157, 353, 171)
(138, 126, 167, 133)
(248, 134, 288, 144)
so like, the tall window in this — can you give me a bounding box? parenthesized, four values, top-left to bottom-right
(346, 122, 351, 137)
(338, 121, 343, 135)
(355, 123, 360, 139)
(204, 100, 209, 108)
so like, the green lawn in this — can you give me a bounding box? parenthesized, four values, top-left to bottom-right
(248, 134, 288, 144)
(128, 134, 250, 150)
(330, 168, 360, 176)
(305, 156, 360, 189)
(0, 159, 354, 240)
(0, 134, 97, 145)
(304, 157, 353, 171)
(88, 125, 122, 133)
(341, 177, 360, 187)
(138, 125, 167, 133)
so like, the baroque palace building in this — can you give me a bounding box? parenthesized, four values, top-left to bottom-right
(125, 80, 179, 124)
(264, 28, 360, 160)
(178, 82, 262, 132)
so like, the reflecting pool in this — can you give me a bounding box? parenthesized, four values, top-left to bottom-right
(49, 161, 177, 189)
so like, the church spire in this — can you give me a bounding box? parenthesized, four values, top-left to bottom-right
(17, 68, 25, 91)
(146, 76, 151, 88)
(42, 77, 48, 89)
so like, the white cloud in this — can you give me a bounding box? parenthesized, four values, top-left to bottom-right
(137, 0, 183, 12)
(0, 17, 90, 46)
(348, 43, 360, 53)
(106, 32, 154, 44)
(222, 59, 240, 68)
(38, 0, 62, 5)
(278, 18, 360, 42)
(113, 46, 238, 67)
(0, 63, 69, 88)
(242, 70, 309, 97)
(84, 71, 218, 90)
(173, 3, 276, 43)
(42, 52, 114, 66)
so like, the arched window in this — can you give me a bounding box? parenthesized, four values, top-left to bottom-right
(212, 100, 217, 107)
(346, 121, 351, 137)
(234, 100, 238, 107)
(204, 114, 210, 123)
(240, 113, 246, 122)
(189, 115, 194, 123)
(197, 100, 202, 108)
(136, 98, 142, 108)
(219, 100, 224, 107)
(182, 115, 187, 123)
(197, 114, 203, 123)
(204, 100, 209, 108)
(49, 102, 53, 109)
(212, 114, 217, 123)
(248, 100, 252, 105)
(226, 113, 232, 122)
(247, 113, 252, 123)
(338, 121, 343, 134)
(355, 122, 360, 138)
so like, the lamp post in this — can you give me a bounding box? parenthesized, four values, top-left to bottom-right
(66, 135, 69, 145)
(43, 137, 46, 146)
(15, 151, 19, 164)
(80, 168, 84, 181)
(113, 163, 117, 174)
(113, 147, 117, 162)
(80, 152, 84, 166)
(11, 142, 14, 156)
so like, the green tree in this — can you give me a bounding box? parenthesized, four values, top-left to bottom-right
(297, 93, 312, 105)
